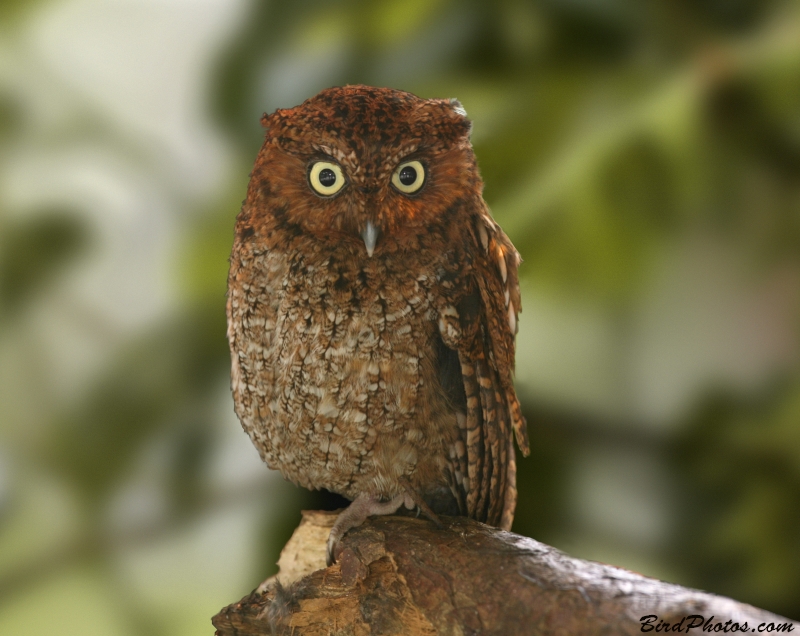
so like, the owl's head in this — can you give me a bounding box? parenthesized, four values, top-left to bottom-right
(242, 85, 479, 256)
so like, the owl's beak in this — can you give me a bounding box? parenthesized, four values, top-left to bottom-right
(361, 221, 379, 257)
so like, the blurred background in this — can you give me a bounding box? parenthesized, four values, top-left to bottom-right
(1, 0, 799, 632)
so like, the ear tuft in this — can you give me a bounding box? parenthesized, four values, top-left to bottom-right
(449, 98, 467, 118)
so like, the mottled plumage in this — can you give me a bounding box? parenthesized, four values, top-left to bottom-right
(227, 85, 528, 560)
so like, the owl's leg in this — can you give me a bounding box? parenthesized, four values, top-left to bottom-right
(326, 492, 413, 566)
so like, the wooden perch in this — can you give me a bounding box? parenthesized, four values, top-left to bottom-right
(212, 510, 797, 635)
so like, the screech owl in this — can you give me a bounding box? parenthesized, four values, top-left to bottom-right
(227, 85, 529, 564)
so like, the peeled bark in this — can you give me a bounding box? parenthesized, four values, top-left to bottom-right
(212, 510, 797, 635)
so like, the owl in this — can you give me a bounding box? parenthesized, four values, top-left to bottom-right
(227, 85, 529, 564)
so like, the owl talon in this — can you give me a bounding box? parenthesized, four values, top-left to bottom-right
(326, 492, 408, 566)
(397, 476, 444, 528)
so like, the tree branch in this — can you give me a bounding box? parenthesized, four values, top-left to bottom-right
(213, 510, 796, 635)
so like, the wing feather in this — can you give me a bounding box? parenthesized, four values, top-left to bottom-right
(437, 206, 528, 531)
(459, 355, 484, 517)
(500, 435, 518, 530)
(475, 354, 497, 521)
(490, 378, 510, 526)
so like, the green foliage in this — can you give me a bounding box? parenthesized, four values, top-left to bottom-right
(0, 212, 90, 322)
(674, 382, 800, 618)
(45, 304, 227, 508)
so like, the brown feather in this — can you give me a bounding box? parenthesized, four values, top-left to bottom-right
(500, 436, 518, 529)
(475, 354, 497, 522)
(460, 354, 484, 517)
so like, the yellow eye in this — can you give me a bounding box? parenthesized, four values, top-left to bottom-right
(391, 160, 425, 194)
(308, 161, 345, 196)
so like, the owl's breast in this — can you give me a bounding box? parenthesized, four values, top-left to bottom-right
(229, 244, 456, 498)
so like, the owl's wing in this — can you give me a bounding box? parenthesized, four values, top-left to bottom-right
(437, 208, 530, 530)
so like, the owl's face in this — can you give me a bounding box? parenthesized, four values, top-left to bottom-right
(246, 85, 480, 256)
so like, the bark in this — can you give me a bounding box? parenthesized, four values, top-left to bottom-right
(212, 510, 797, 635)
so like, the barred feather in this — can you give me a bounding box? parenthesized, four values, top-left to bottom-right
(460, 355, 484, 517)
(442, 206, 528, 529)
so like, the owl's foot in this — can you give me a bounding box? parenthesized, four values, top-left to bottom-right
(326, 492, 414, 566)
(397, 476, 444, 528)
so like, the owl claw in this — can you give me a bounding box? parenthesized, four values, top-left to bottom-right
(326, 492, 408, 566)
(397, 476, 444, 528)
(325, 530, 340, 567)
